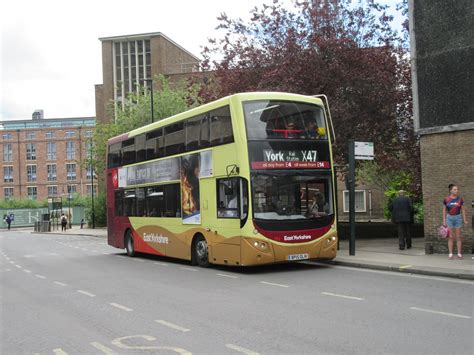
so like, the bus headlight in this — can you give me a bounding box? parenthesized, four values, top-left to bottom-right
(250, 239, 268, 251)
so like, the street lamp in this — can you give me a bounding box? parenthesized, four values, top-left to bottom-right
(89, 138, 95, 229)
(67, 187, 72, 229)
(141, 78, 154, 123)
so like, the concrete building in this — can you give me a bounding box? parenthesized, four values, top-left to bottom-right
(95, 32, 200, 124)
(0, 117, 96, 201)
(409, 0, 474, 253)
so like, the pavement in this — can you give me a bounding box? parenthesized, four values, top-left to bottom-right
(31, 225, 473, 280)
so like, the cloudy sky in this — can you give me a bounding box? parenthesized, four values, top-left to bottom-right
(0, 0, 403, 121)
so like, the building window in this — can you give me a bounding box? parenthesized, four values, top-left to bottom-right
(27, 165, 37, 182)
(66, 141, 75, 160)
(47, 142, 56, 160)
(66, 163, 76, 181)
(114, 39, 151, 106)
(47, 164, 57, 181)
(67, 185, 77, 194)
(27, 186, 37, 200)
(3, 144, 13, 162)
(86, 166, 95, 180)
(26, 143, 36, 160)
(65, 131, 76, 138)
(3, 166, 13, 183)
(26, 132, 36, 140)
(84, 130, 93, 138)
(343, 190, 367, 213)
(86, 184, 97, 195)
(47, 185, 58, 196)
(4, 187, 14, 200)
(2, 133, 12, 140)
(45, 131, 55, 139)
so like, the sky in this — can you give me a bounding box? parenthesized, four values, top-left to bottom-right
(0, 0, 404, 121)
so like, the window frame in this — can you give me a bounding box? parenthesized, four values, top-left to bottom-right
(3, 166, 13, 183)
(342, 190, 367, 213)
(26, 164, 37, 182)
(4, 187, 14, 199)
(3, 143, 13, 162)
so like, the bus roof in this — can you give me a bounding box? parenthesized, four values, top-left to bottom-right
(107, 92, 324, 144)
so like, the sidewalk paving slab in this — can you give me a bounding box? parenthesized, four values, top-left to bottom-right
(322, 238, 474, 280)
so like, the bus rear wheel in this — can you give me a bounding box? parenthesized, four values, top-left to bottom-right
(193, 235, 209, 267)
(125, 230, 135, 257)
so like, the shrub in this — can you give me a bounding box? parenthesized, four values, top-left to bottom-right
(84, 192, 107, 227)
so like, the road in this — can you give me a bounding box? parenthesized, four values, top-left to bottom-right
(1, 230, 472, 355)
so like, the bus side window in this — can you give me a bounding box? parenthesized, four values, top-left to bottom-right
(114, 190, 124, 216)
(217, 178, 239, 218)
(136, 188, 146, 216)
(185, 116, 201, 151)
(123, 189, 136, 216)
(146, 129, 163, 160)
(135, 134, 146, 163)
(210, 106, 233, 146)
(122, 138, 135, 165)
(164, 184, 181, 217)
(164, 123, 185, 155)
(200, 114, 210, 148)
(146, 186, 164, 217)
(108, 143, 121, 168)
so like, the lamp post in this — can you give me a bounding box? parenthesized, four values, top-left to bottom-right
(142, 78, 154, 123)
(67, 188, 72, 229)
(89, 138, 95, 229)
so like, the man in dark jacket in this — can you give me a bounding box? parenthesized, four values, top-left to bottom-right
(389, 190, 413, 250)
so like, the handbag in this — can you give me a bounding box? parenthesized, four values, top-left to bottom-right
(437, 224, 450, 239)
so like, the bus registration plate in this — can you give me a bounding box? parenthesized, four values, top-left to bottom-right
(287, 253, 309, 261)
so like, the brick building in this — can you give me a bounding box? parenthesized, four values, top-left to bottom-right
(95, 32, 201, 124)
(409, 0, 474, 253)
(0, 117, 97, 201)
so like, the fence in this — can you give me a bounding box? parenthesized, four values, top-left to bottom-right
(1, 207, 86, 229)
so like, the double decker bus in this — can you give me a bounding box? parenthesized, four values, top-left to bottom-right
(106, 92, 338, 266)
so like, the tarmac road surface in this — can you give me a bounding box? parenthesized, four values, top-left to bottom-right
(1, 230, 472, 354)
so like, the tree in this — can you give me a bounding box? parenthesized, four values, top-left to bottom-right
(91, 75, 202, 226)
(357, 160, 422, 221)
(93, 75, 202, 175)
(200, 0, 419, 191)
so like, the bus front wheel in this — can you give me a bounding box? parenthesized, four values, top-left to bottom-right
(125, 230, 135, 257)
(192, 235, 209, 267)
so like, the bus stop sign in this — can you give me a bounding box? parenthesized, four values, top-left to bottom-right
(354, 142, 374, 160)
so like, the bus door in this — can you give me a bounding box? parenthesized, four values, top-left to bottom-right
(207, 177, 248, 265)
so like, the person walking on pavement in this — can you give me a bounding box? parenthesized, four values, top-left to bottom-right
(5, 214, 12, 230)
(389, 190, 413, 250)
(443, 184, 468, 260)
(60, 213, 68, 232)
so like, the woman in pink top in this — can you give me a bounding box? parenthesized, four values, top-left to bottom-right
(442, 184, 468, 259)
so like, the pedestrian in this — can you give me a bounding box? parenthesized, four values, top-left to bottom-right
(5, 214, 12, 230)
(389, 190, 413, 250)
(60, 213, 68, 232)
(443, 184, 468, 260)
(80, 218, 85, 229)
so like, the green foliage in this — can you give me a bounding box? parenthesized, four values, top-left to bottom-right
(93, 75, 202, 175)
(84, 192, 107, 227)
(0, 198, 48, 209)
(383, 171, 414, 220)
(0, 194, 90, 211)
(357, 161, 422, 222)
(412, 202, 424, 224)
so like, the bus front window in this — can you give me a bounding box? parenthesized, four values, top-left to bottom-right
(251, 173, 333, 221)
